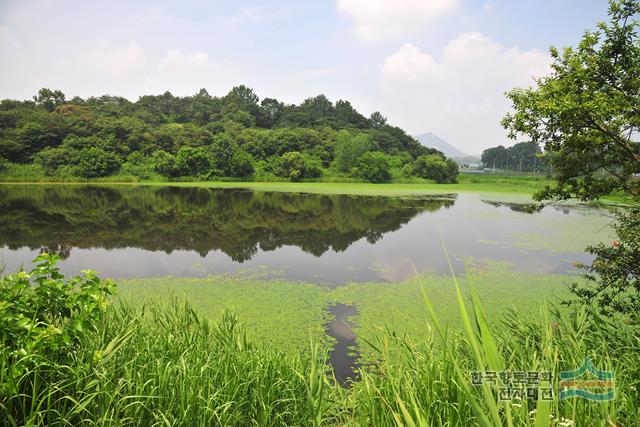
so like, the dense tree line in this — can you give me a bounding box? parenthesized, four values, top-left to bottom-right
(0, 87, 458, 183)
(480, 141, 544, 172)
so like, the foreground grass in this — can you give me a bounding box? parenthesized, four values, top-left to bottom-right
(3, 287, 638, 425)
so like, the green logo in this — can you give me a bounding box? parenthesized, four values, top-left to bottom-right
(559, 358, 615, 401)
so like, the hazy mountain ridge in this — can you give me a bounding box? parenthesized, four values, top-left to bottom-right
(414, 132, 477, 160)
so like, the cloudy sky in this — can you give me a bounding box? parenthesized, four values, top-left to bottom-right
(0, 0, 609, 153)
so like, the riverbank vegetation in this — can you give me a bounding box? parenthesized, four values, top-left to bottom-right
(2, 255, 638, 426)
(0, 86, 458, 184)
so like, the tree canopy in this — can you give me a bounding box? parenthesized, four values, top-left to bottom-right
(503, 0, 640, 322)
(502, 0, 640, 201)
(0, 86, 456, 183)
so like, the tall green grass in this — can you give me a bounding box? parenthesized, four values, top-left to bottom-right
(343, 252, 640, 426)
(1, 300, 338, 426)
(2, 269, 638, 425)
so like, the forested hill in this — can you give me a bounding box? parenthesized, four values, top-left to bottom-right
(0, 86, 458, 183)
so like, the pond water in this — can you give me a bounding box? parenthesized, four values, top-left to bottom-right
(0, 184, 615, 284)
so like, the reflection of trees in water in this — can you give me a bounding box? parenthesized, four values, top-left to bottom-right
(0, 186, 456, 262)
(481, 200, 539, 213)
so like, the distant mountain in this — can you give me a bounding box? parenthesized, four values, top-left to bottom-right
(414, 132, 471, 159)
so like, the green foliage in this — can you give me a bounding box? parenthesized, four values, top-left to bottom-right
(33, 88, 66, 112)
(412, 154, 459, 183)
(332, 131, 372, 173)
(120, 152, 159, 180)
(569, 208, 640, 321)
(34, 142, 121, 178)
(175, 146, 213, 177)
(275, 151, 323, 182)
(502, 0, 640, 201)
(503, 0, 640, 322)
(0, 254, 115, 422)
(352, 151, 392, 183)
(1, 86, 453, 182)
(152, 149, 178, 177)
(0, 262, 334, 425)
(481, 142, 543, 172)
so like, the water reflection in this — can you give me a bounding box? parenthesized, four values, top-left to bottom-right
(0, 185, 455, 277)
(0, 185, 613, 283)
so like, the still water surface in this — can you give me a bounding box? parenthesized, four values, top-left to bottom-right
(0, 184, 614, 284)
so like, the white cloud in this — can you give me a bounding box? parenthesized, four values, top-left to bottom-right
(483, 2, 495, 13)
(337, 0, 458, 42)
(77, 41, 145, 73)
(378, 32, 551, 153)
(381, 43, 443, 80)
(158, 49, 209, 70)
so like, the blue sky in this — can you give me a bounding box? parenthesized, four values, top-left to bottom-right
(0, 0, 609, 153)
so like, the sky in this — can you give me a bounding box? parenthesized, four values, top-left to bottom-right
(0, 0, 610, 154)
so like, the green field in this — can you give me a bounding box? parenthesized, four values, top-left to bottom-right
(0, 171, 549, 195)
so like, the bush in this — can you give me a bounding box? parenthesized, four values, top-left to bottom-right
(0, 254, 115, 423)
(332, 131, 371, 173)
(175, 146, 214, 177)
(34, 146, 74, 174)
(569, 208, 640, 323)
(121, 152, 160, 180)
(73, 147, 121, 178)
(412, 154, 458, 183)
(152, 150, 179, 177)
(228, 150, 255, 178)
(275, 151, 323, 182)
(352, 151, 392, 183)
(34, 141, 122, 178)
(209, 135, 255, 178)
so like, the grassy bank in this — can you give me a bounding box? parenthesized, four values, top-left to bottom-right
(0, 171, 549, 196)
(3, 259, 638, 426)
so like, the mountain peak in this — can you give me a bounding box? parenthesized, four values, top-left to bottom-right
(414, 132, 469, 158)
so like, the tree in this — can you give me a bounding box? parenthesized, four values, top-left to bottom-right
(369, 112, 387, 129)
(353, 151, 392, 183)
(502, 0, 640, 321)
(275, 151, 323, 182)
(502, 0, 640, 201)
(481, 142, 542, 172)
(228, 150, 255, 178)
(333, 131, 372, 172)
(412, 154, 459, 183)
(73, 147, 121, 178)
(175, 146, 213, 177)
(152, 150, 178, 177)
(481, 145, 509, 169)
(33, 88, 66, 112)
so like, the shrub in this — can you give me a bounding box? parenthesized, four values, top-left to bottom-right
(121, 152, 159, 180)
(569, 208, 640, 323)
(412, 154, 459, 183)
(175, 146, 213, 177)
(275, 151, 323, 182)
(352, 151, 392, 183)
(228, 150, 255, 178)
(73, 147, 121, 178)
(152, 149, 179, 177)
(0, 254, 115, 423)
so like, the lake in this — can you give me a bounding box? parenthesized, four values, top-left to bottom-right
(0, 184, 615, 284)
